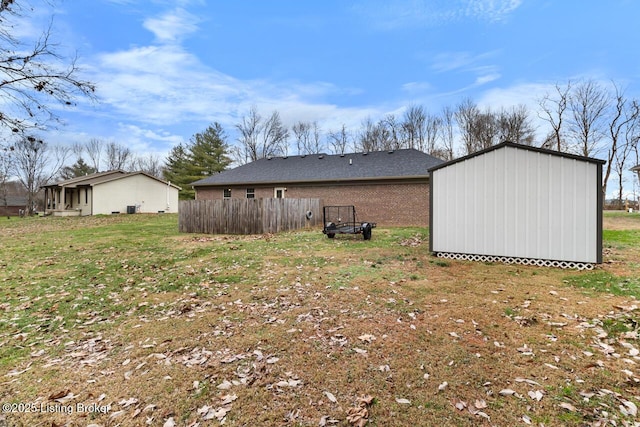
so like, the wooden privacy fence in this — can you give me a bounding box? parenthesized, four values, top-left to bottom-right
(179, 198, 322, 234)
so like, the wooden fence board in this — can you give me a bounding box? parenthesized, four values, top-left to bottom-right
(179, 198, 322, 234)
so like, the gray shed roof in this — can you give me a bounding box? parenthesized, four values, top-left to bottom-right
(192, 149, 444, 186)
(428, 141, 606, 173)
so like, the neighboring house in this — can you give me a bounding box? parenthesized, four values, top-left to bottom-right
(632, 164, 640, 183)
(191, 149, 444, 226)
(0, 195, 28, 217)
(429, 142, 605, 267)
(42, 171, 181, 216)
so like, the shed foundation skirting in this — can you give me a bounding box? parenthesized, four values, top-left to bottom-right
(434, 252, 595, 271)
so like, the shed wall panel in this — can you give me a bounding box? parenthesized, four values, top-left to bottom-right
(431, 145, 600, 263)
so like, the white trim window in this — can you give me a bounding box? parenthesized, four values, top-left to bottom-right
(223, 188, 232, 199)
(274, 187, 285, 199)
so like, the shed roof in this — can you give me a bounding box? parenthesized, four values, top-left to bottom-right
(428, 141, 606, 173)
(191, 149, 444, 187)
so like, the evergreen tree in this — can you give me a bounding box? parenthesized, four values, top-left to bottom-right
(164, 123, 232, 199)
(188, 123, 232, 177)
(163, 143, 193, 199)
(58, 158, 97, 180)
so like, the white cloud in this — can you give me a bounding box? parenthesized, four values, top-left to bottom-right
(354, 0, 522, 30)
(474, 73, 501, 86)
(402, 81, 432, 92)
(143, 8, 201, 43)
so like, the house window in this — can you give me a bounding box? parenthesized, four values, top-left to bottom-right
(274, 188, 285, 199)
(246, 188, 255, 199)
(85, 188, 88, 204)
(78, 190, 81, 204)
(223, 189, 232, 199)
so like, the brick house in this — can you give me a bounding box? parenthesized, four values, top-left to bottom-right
(191, 149, 444, 226)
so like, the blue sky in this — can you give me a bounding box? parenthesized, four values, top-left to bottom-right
(16, 0, 640, 197)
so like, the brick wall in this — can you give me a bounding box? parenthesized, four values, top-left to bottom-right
(195, 179, 430, 226)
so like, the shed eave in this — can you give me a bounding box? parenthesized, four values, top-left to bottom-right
(428, 141, 606, 173)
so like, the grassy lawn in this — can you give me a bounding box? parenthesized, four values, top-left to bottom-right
(0, 212, 639, 426)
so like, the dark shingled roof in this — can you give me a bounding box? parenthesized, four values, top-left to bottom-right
(0, 195, 28, 206)
(192, 149, 444, 186)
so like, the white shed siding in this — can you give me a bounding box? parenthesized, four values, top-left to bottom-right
(92, 174, 180, 215)
(431, 144, 602, 264)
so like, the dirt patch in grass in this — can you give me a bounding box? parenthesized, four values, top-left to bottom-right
(1, 215, 640, 426)
(603, 211, 640, 230)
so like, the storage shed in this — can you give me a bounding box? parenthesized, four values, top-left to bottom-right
(428, 142, 605, 269)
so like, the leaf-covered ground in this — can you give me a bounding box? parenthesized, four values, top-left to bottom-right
(0, 213, 639, 426)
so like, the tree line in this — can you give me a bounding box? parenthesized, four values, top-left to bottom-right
(165, 78, 640, 202)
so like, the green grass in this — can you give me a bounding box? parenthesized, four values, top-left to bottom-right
(2, 213, 639, 426)
(603, 229, 640, 247)
(563, 271, 640, 298)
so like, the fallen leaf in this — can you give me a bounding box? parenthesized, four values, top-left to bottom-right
(396, 398, 411, 405)
(621, 399, 638, 416)
(438, 382, 448, 392)
(559, 402, 577, 412)
(452, 398, 467, 411)
(324, 391, 337, 403)
(220, 394, 238, 405)
(217, 379, 233, 390)
(358, 334, 376, 343)
(528, 390, 544, 401)
(49, 389, 71, 400)
(474, 399, 487, 409)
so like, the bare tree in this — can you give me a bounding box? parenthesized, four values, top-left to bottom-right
(497, 105, 536, 145)
(234, 107, 288, 163)
(382, 114, 401, 150)
(438, 106, 456, 160)
(567, 79, 609, 156)
(455, 99, 499, 155)
(292, 121, 311, 155)
(357, 116, 395, 152)
(310, 121, 323, 154)
(539, 81, 572, 152)
(135, 153, 163, 178)
(603, 83, 640, 199)
(0, 0, 96, 136)
(0, 147, 13, 217)
(327, 124, 351, 155)
(357, 117, 379, 152)
(455, 98, 480, 155)
(423, 112, 442, 155)
(262, 110, 289, 157)
(401, 105, 426, 150)
(12, 136, 69, 214)
(105, 142, 132, 171)
(292, 120, 322, 155)
(84, 138, 104, 172)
